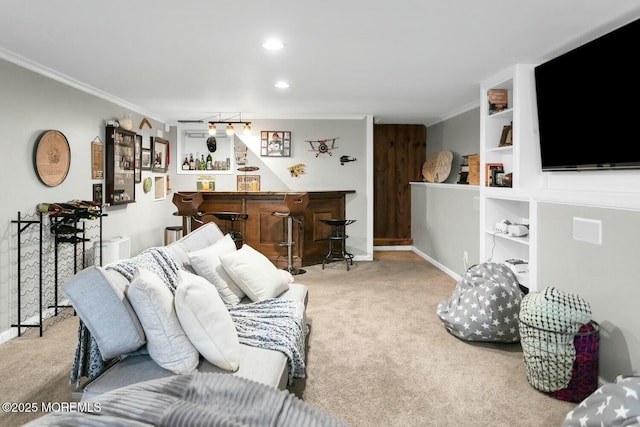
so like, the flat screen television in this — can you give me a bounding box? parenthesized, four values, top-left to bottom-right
(534, 17, 640, 171)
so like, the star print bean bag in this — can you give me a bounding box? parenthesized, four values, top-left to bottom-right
(562, 375, 640, 427)
(436, 262, 524, 343)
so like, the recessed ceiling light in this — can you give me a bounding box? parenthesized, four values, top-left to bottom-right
(262, 39, 284, 50)
(274, 81, 290, 89)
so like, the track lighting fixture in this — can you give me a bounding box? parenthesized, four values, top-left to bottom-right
(206, 113, 252, 137)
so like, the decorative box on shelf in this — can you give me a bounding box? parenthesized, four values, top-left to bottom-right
(467, 154, 480, 185)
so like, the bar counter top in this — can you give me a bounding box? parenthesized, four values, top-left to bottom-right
(176, 190, 355, 267)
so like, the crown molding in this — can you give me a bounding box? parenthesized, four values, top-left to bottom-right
(0, 47, 166, 123)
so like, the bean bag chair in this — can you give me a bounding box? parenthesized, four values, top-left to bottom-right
(562, 375, 640, 426)
(436, 262, 524, 342)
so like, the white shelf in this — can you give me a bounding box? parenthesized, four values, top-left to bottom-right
(479, 64, 539, 291)
(484, 230, 529, 245)
(176, 124, 235, 175)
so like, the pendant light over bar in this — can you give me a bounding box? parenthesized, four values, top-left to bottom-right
(207, 113, 252, 136)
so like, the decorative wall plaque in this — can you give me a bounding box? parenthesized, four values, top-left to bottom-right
(34, 130, 71, 187)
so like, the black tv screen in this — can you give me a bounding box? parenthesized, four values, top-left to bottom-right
(535, 18, 640, 171)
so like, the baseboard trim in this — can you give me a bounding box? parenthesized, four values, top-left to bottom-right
(412, 247, 461, 282)
(374, 245, 413, 251)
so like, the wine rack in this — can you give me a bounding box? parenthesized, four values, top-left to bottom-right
(10, 204, 105, 337)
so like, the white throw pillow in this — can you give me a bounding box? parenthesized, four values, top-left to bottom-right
(127, 268, 199, 374)
(219, 244, 290, 302)
(175, 270, 240, 371)
(187, 234, 245, 304)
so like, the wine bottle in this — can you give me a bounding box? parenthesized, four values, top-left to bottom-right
(199, 154, 206, 170)
(189, 153, 195, 170)
(36, 203, 63, 215)
(182, 156, 190, 170)
(206, 153, 213, 170)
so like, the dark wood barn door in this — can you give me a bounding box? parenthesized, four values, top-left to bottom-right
(373, 124, 427, 246)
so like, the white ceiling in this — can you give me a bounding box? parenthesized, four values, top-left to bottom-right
(1, 1, 639, 125)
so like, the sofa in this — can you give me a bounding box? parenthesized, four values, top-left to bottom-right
(63, 222, 310, 401)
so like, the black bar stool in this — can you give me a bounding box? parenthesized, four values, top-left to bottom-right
(272, 193, 309, 275)
(321, 219, 356, 271)
(210, 212, 249, 248)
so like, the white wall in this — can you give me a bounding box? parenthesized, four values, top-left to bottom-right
(0, 58, 372, 340)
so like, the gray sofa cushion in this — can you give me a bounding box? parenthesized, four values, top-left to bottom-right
(81, 344, 289, 400)
(63, 266, 145, 360)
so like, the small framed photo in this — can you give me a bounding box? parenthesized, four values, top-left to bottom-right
(154, 175, 166, 200)
(93, 183, 103, 204)
(141, 148, 152, 170)
(499, 124, 513, 147)
(151, 137, 169, 173)
(134, 134, 142, 183)
(237, 175, 260, 191)
(260, 131, 291, 157)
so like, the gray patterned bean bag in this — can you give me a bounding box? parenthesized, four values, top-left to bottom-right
(562, 376, 640, 426)
(436, 263, 524, 342)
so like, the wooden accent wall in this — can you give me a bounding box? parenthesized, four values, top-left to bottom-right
(373, 124, 427, 246)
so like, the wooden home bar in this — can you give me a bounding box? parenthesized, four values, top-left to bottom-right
(176, 190, 355, 268)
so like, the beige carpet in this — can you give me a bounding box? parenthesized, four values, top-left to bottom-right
(0, 252, 575, 426)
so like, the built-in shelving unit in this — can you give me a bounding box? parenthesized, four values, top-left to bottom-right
(479, 64, 541, 291)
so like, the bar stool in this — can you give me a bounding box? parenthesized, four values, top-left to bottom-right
(272, 192, 309, 275)
(321, 219, 356, 271)
(172, 192, 204, 235)
(210, 212, 249, 248)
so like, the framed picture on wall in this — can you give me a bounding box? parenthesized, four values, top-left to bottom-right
(141, 148, 152, 170)
(237, 174, 261, 191)
(154, 175, 166, 200)
(151, 137, 169, 173)
(260, 131, 291, 157)
(134, 134, 142, 183)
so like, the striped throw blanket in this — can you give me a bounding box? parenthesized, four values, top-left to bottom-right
(71, 247, 306, 386)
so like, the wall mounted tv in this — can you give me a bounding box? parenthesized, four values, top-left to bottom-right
(534, 17, 640, 171)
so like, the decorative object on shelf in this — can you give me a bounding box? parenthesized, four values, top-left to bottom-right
(93, 183, 103, 204)
(485, 162, 504, 186)
(261, 131, 291, 157)
(143, 177, 152, 194)
(139, 117, 152, 130)
(457, 155, 470, 184)
(206, 136, 217, 153)
(339, 155, 356, 165)
(422, 150, 453, 183)
(499, 122, 513, 147)
(119, 113, 134, 131)
(134, 134, 142, 183)
(154, 176, 166, 200)
(467, 154, 480, 185)
(196, 175, 216, 191)
(151, 137, 169, 173)
(33, 130, 71, 187)
(237, 175, 260, 191)
(288, 163, 305, 177)
(307, 137, 338, 157)
(91, 136, 104, 179)
(488, 89, 508, 114)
